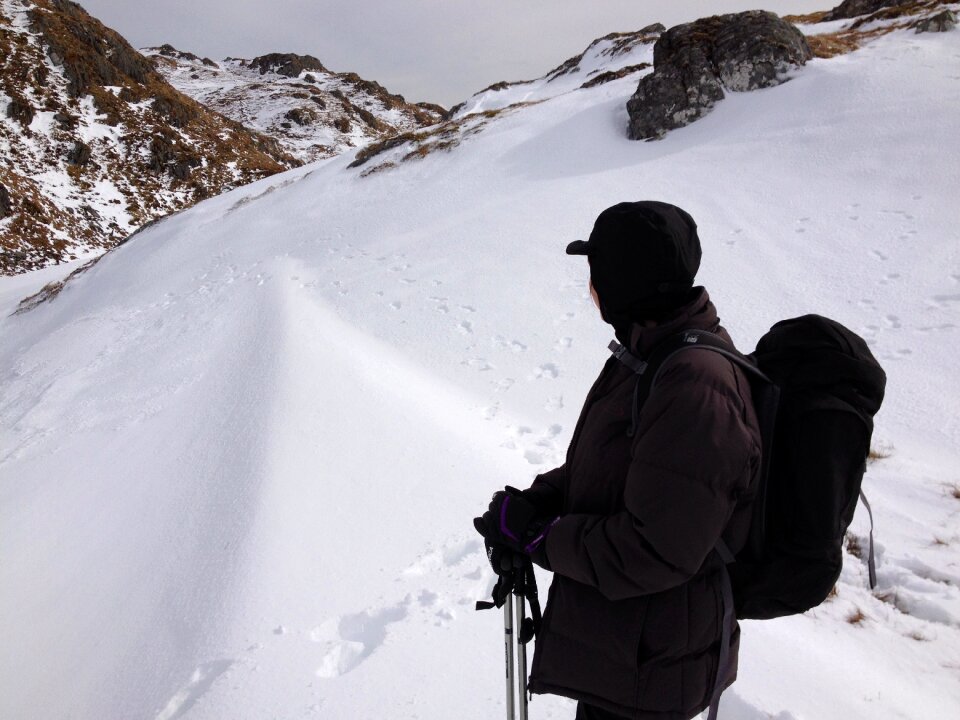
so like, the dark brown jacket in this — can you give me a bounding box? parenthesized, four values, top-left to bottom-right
(527, 289, 761, 719)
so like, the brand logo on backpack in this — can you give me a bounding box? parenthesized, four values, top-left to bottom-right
(681, 332, 700, 344)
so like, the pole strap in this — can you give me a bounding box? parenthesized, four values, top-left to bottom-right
(859, 489, 878, 589)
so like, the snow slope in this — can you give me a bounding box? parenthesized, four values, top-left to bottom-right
(2, 18, 960, 720)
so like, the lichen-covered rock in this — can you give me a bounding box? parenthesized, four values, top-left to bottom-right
(823, 0, 901, 22)
(248, 53, 327, 78)
(914, 9, 957, 33)
(627, 11, 811, 140)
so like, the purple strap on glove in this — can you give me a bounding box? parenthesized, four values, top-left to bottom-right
(523, 517, 559, 554)
(500, 495, 520, 542)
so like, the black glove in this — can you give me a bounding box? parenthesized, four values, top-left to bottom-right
(518, 482, 563, 517)
(484, 539, 525, 576)
(473, 488, 557, 569)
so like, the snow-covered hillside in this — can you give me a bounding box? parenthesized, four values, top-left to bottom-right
(0, 0, 293, 274)
(450, 24, 662, 118)
(2, 10, 959, 720)
(146, 47, 446, 164)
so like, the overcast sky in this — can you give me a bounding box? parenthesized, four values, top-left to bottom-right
(79, 1, 830, 107)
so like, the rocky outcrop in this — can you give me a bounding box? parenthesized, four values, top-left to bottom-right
(824, 0, 902, 21)
(248, 53, 328, 78)
(147, 48, 447, 164)
(913, 9, 957, 32)
(627, 11, 811, 140)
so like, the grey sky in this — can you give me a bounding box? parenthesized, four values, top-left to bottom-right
(79, 1, 829, 108)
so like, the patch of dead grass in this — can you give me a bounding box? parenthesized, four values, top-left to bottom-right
(847, 607, 868, 625)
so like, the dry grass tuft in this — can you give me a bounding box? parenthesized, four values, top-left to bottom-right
(806, 31, 867, 58)
(349, 103, 539, 173)
(783, 11, 831, 24)
(845, 532, 864, 560)
(868, 447, 892, 464)
(932, 535, 949, 547)
(847, 607, 867, 625)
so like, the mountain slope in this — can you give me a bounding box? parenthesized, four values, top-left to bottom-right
(0, 0, 295, 274)
(1, 11, 960, 720)
(145, 46, 447, 164)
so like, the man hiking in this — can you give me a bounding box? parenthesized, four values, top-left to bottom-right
(474, 201, 762, 720)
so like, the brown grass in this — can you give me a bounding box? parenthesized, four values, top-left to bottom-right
(349, 103, 539, 173)
(801, 1, 955, 60)
(932, 535, 949, 547)
(783, 11, 830, 24)
(868, 447, 892, 464)
(580, 63, 651, 89)
(847, 607, 867, 625)
(806, 31, 866, 59)
(845, 533, 865, 560)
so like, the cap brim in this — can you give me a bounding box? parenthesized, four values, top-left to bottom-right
(566, 240, 591, 256)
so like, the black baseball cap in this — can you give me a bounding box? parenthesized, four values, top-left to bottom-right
(567, 201, 702, 316)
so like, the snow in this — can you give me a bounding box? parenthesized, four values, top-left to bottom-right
(453, 32, 657, 118)
(2, 20, 960, 720)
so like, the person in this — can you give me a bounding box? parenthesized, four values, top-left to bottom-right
(474, 201, 762, 720)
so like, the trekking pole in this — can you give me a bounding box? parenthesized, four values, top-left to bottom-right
(514, 566, 529, 720)
(504, 585, 516, 720)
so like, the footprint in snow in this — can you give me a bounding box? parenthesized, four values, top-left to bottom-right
(545, 395, 564, 411)
(534, 363, 560, 379)
(313, 601, 410, 678)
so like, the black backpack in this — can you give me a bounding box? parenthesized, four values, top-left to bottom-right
(610, 314, 887, 617)
(612, 314, 886, 720)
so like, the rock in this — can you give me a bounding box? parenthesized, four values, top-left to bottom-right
(53, 112, 77, 129)
(304, 74, 317, 83)
(6, 95, 35, 127)
(627, 11, 811, 140)
(248, 53, 327, 78)
(284, 107, 315, 126)
(639, 22, 666, 34)
(823, 0, 900, 22)
(0, 183, 12, 220)
(914, 10, 957, 33)
(67, 141, 92, 166)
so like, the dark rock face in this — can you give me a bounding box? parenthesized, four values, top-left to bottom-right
(824, 0, 901, 21)
(914, 9, 957, 32)
(0, 183, 12, 220)
(6, 95, 35, 127)
(67, 140, 92, 166)
(249, 53, 327, 78)
(627, 11, 811, 140)
(29, 0, 155, 98)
